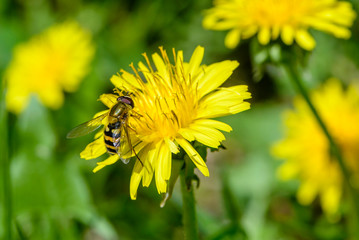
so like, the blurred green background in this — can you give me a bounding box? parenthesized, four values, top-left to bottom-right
(1, 0, 359, 239)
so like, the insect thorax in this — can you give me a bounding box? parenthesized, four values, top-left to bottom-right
(109, 102, 127, 118)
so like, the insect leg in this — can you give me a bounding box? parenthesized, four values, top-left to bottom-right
(123, 123, 143, 166)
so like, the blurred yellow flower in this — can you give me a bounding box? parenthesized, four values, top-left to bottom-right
(5, 21, 95, 114)
(81, 46, 251, 199)
(203, 0, 356, 50)
(272, 79, 359, 217)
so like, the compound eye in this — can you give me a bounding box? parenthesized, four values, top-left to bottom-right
(120, 96, 134, 108)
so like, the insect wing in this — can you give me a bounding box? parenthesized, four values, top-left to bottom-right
(114, 119, 132, 163)
(116, 118, 144, 165)
(67, 114, 107, 139)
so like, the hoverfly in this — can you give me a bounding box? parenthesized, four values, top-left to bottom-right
(67, 95, 140, 163)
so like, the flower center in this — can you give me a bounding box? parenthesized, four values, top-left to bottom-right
(244, 0, 311, 27)
(122, 48, 200, 143)
(132, 84, 197, 142)
(129, 66, 198, 142)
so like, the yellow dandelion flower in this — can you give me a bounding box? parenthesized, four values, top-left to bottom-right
(4, 21, 95, 114)
(272, 78, 359, 216)
(203, 0, 356, 50)
(80, 46, 251, 199)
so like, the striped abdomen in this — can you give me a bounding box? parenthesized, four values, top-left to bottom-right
(104, 122, 122, 155)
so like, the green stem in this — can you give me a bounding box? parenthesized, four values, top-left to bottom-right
(180, 169, 199, 240)
(282, 64, 359, 219)
(1, 87, 12, 239)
